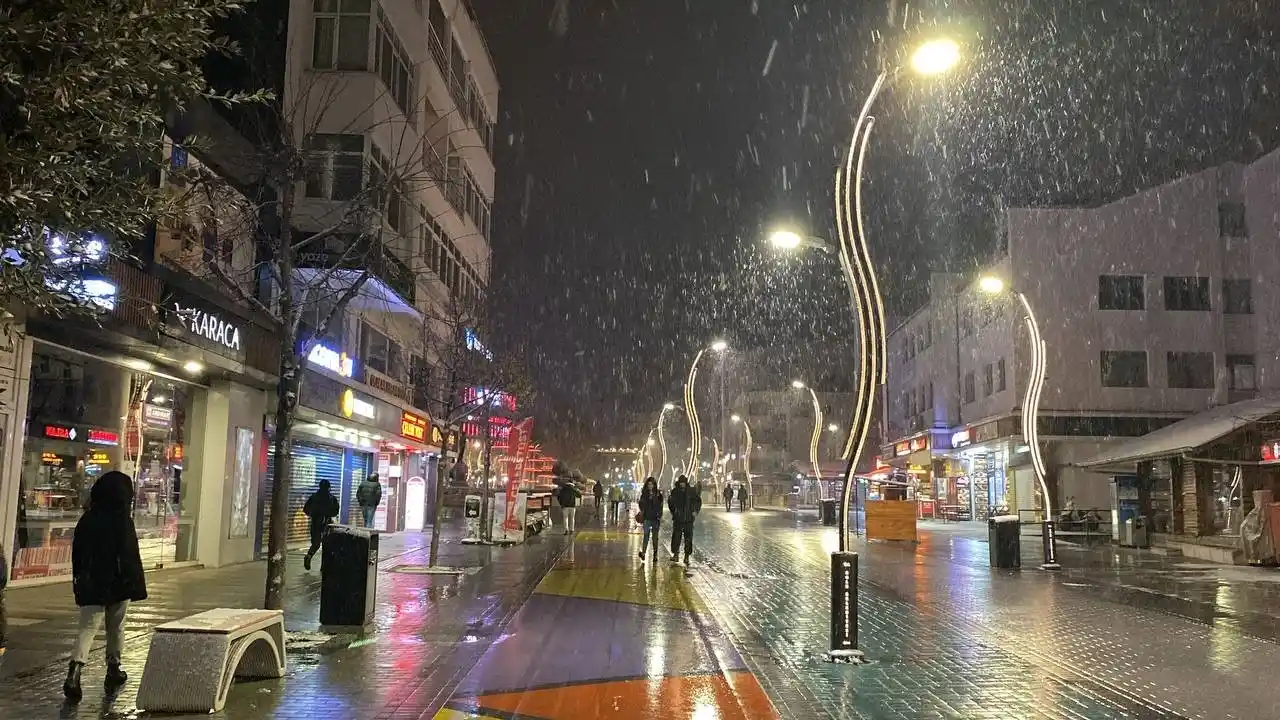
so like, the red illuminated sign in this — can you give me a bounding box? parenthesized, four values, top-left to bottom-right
(909, 436, 929, 452)
(44, 424, 75, 440)
(87, 429, 119, 446)
(1263, 442, 1280, 462)
(401, 411, 428, 442)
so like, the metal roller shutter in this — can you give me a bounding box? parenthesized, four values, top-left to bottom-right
(260, 440, 345, 556)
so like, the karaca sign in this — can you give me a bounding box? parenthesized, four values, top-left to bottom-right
(174, 303, 242, 352)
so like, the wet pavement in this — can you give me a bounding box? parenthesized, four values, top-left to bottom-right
(434, 522, 779, 719)
(0, 520, 569, 719)
(688, 509, 1280, 720)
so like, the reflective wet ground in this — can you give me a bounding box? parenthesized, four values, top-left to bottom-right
(5, 509, 1280, 718)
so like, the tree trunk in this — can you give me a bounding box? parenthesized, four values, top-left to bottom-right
(264, 354, 300, 610)
(428, 425, 452, 566)
(481, 402, 493, 542)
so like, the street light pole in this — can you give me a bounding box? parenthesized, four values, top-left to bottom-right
(684, 341, 727, 486)
(794, 381, 825, 501)
(731, 414, 754, 508)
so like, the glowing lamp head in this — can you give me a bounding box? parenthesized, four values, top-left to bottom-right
(791, 379, 805, 389)
(663, 402, 676, 410)
(768, 229, 804, 250)
(910, 38, 961, 76)
(828, 423, 839, 433)
(647, 437, 656, 446)
(710, 340, 728, 352)
(978, 275, 1006, 295)
(731, 414, 742, 423)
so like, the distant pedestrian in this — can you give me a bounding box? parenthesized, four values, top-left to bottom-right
(65, 471, 147, 702)
(302, 479, 339, 571)
(593, 481, 604, 509)
(637, 477, 664, 561)
(356, 473, 382, 528)
(559, 482, 582, 533)
(608, 484, 624, 520)
(723, 484, 734, 511)
(668, 475, 702, 565)
(738, 484, 748, 511)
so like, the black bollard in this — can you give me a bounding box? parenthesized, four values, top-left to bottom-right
(828, 551, 865, 663)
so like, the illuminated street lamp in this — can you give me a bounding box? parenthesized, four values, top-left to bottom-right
(792, 380, 827, 502)
(684, 340, 728, 483)
(769, 229, 834, 255)
(731, 414, 754, 506)
(978, 274, 1058, 570)
(818, 35, 962, 663)
(656, 403, 677, 485)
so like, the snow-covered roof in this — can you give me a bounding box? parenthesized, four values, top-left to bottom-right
(1077, 396, 1280, 470)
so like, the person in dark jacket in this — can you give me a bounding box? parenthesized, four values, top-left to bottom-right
(302, 479, 339, 571)
(667, 475, 702, 565)
(356, 473, 382, 528)
(558, 482, 582, 533)
(592, 480, 604, 509)
(65, 471, 147, 701)
(723, 484, 734, 511)
(637, 477, 664, 561)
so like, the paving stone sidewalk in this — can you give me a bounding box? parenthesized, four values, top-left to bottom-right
(0, 518, 573, 719)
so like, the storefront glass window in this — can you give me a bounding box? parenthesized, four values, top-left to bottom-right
(11, 346, 200, 581)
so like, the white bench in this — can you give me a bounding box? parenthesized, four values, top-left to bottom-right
(136, 608, 286, 714)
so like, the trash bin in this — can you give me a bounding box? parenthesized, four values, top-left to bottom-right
(1121, 516, 1149, 548)
(988, 515, 1021, 569)
(820, 499, 838, 526)
(319, 525, 379, 629)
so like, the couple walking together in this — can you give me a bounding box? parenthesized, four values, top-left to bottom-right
(636, 475, 701, 565)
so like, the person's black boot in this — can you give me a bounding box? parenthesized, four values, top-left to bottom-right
(63, 661, 83, 702)
(303, 553, 312, 571)
(105, 659, 127, 691)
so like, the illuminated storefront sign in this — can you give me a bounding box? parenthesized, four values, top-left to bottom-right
(144, 404, 173, 428)
(341, 388, 376, 420)
(173, 302, 242, 352)
(894, 441, 911, 457)
(44, 424, 76, 440)
(87, 429, 119, 446)
(465, 386, 516, 411)
(1262, 441, 1280, 463)
(400, 411, 428, 442)
(951, 429, 972, 448)
(89, 450, 111, 465)
(308, 343, 355, 378)
(41, 451, 64, 466)
(909, 436, 929, 453)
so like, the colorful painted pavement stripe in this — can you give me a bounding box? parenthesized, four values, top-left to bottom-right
(435, 522, 779, 719)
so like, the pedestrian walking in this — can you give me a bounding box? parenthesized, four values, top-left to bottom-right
(592, 480, 604, 510)
(356, 473, 382, 528)
(64, 471, 147, 702)
(559, 482, 582, 533)
(0, 537, 7, 659)
(668, 475, 702, 565)
(302, 479, 339, 571)
(723, 484, 734, 511)
(637, 477, 663, 561)
(738, 484, 748, 511)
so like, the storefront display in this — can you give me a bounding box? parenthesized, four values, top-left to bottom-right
(12, 344, 200, 580)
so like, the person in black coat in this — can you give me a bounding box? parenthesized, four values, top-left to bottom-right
(636, 477, 664, 561)
(303, 479, 340, 571)
(65, 471, 147, 701)
(667, 475, 702, 565)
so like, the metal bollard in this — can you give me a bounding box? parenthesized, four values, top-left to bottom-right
(827, 551, 866, 663)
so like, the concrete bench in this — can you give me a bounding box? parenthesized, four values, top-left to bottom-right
(136, 608, 286, 714)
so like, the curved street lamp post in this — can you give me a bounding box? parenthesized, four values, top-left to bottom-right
(684, 340, 728, 486)
(771, 37, 961, 663)
(793, 380, 827, 502)
(979, 276, 1058, 569)
(731, 414, 754, 508)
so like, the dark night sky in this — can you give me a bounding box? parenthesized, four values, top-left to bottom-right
(470, 0, 1280, 463)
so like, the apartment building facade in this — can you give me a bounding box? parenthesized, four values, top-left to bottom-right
(883, 147, 1280, 523)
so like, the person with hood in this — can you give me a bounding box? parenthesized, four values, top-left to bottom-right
(722, 484, 734, 511)
(607, 483, 624, 521)
(558, 481, 582, 533)
(356, 473, 382, 528)
(637, 477, 664, 561)
(592, 480, 604, 510)
(65, 471, 147, 702)
(667, 475, 702, 565)
(302, 478, 340, 571)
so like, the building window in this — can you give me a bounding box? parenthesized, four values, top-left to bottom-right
(983, 363, 994, 397)
(375, 7, 415, 122)
(1167, 351, 1215, 389)
(1219, 202, 1248, 238)
(1098, 275, 1145, 310)
(1223, 278, 1253, 314)
(1163, 276, 1211, 311)
(996, 357, 1006, 392)
(1227, 354, 1257, 391)
(304, 134, 365, 201)
(963, 372, 975, 404)
(1101, 350, 1148, 388)
(367, 143, 404, 231)
(312, 0, 371, 71)
(361, 323, 402, 379)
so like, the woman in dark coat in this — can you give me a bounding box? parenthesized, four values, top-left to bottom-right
(65, 471, 147, 701)
(637, 477, 664, 561)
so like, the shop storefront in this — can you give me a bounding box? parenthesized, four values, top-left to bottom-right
(933, 418, 1021, 522)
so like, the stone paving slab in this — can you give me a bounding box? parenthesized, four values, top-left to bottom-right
(690, 510, 1280, 720)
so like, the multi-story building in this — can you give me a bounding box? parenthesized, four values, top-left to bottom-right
(731, 388, 852, 502)
(883, 147, 1280, 523)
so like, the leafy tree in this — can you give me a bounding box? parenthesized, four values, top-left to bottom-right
(0, 0, 255, 314)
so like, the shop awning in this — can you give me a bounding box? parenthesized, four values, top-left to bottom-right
(1076, 396, 1280, 470)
